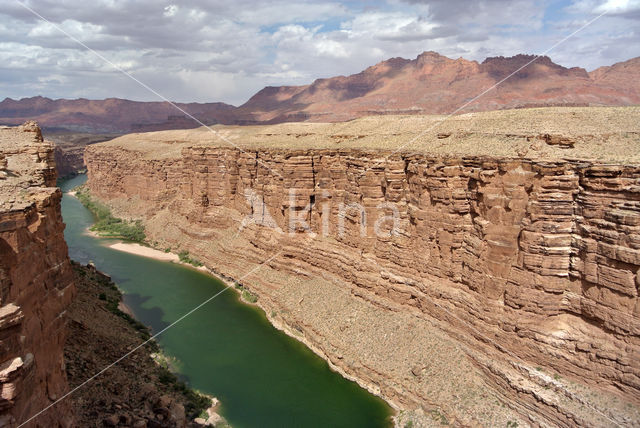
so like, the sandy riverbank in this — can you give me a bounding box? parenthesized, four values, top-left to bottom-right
(66, 190, 188, 266)
(108, 242, 180, 262)
(107, 242, 220, 278)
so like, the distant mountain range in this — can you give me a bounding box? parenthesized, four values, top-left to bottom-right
(2, 52, 639, 133)
(0, 97, 236, 133)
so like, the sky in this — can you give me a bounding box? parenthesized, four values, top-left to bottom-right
(1, 0, 639, 105)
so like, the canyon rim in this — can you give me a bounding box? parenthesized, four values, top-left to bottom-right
(84, 107, 640, 426)
(2, 0, 640, 425)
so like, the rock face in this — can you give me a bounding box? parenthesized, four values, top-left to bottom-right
(0, 122, 75, 426)
(53, 145, 85, 178)
(85, 107, 640, 425)
(47, 132, 122, 178)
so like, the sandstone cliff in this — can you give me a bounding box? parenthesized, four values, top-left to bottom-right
(0, 122, 75, 426)
(86, 107, 640, 426)
(47, 132, 121, 178)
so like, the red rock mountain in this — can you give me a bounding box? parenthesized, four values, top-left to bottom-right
(238, 52, 640, 122)
(1, 52, 639, 132)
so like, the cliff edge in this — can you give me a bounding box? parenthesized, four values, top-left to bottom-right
(0, 122, 75, 426)
(86, 107, 640, 426)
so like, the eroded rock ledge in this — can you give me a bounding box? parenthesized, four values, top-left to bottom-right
(0, 122, 75, 426)
(86, 108, 640, 426)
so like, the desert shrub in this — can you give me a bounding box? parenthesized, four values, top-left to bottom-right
(75, 186, 146, 243)
(242, 289, 258, 304)
(178, 250, 203, 267)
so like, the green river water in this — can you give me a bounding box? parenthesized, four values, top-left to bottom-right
(60, 175, 392, 428)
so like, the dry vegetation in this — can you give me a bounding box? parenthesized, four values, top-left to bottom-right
(100, 106, 640, 163)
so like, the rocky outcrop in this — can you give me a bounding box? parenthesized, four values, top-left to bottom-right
(85, 108, 640, 426)
(0, 122, 75, 426)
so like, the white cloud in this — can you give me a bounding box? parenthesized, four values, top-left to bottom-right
(234, 1, 349, 26)
(570, 0, 640, 15)
(163, 5, 178, 18)
(595, 0, 640, 13)
(342, 12, 441, 42)
(0, 0, 638, 104)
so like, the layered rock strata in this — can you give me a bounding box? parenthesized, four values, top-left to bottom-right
(47, 132, 122, 178)
(0, 122, 75, 427)
(86, 107, 640, 426)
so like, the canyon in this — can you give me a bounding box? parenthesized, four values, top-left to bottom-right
(85, 106, 640, 426)
(49, 132, 122, 178)
(0, 123, 75, 426)
(11, 51, 640, 183)
(2, 53, 640, 133)
(0, 123, 213, 427)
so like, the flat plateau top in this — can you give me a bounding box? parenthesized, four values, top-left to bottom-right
(96, 106, 639, 163)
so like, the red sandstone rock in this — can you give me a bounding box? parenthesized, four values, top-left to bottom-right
(85, 108, 640, 425)
(237, 53, 640, 123)
(0, 123, 75, 426)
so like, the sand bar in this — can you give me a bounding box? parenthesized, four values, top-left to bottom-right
(108, 242, 179, 262)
